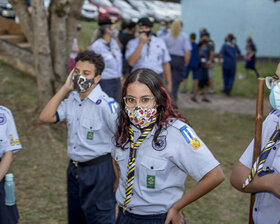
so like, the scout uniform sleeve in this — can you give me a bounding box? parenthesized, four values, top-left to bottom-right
(171, 123, 220, 182)
(56, 98, 68, 122)
(104, 99, 119, 135)
(160, 39, 171, 63)
(0, 108, 22, 155)
(125, 39, 137, 60)
(240, 112, 276, 168)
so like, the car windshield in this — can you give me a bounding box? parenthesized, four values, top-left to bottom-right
(92, 0, 112, 7)
(129, 0, 146, 8)
(144, 1, 158, 10)
(115, 0, 132, 9)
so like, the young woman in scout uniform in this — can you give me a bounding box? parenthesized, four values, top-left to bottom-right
(113, 68, 225, 224)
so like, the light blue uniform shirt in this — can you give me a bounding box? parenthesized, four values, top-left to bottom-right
(0, 106, 22, 158)
(164, 32, 192, 57)
(156, 28, 170, 39)
(240, 110, 280, 224)
(125, 35, 171, 74)
(57, 85, 118, 162)
(89, 38, 122, 80)
(113, 119, 219, 215)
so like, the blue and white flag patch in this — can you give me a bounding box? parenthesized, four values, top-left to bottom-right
(180, 125, 202, 150)
(108, 100, 118, 113)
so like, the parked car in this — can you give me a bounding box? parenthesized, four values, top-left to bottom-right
(89, 0, 121, 22)
(81, 0, 98, 21)
(126, 0, 154, 18)
(154, 0, 180, 20)
(0, 0, 15, 19)
(111, 0, 141, 22)
(143, 1, 170, 22)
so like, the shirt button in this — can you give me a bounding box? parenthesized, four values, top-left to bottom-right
(273, 147, 276, 150)
(150, 166, 154, 169)
(90, 127, 92, 129)
(77, 118, 79, 121)
(74, 147, 76, 149)
(129, 208, 132, 211)
(254, 208, 257, 212)
(79, 104, 82, 107)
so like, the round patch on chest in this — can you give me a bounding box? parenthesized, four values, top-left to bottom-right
(152, 135, 167, 151)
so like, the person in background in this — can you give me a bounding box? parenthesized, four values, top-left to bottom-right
(0, 106, 22, 224)
(69, 24, 81, 71)
(191, 41, 210, 103)
(164, 19, 191, 103)
(118, 20, 137, 78)
(89, 19, 122, 101)
(39, 51, 118, 224)
(244, 37, 260, 78)
(219, 33, 241, 96)
(181, 33, 199, 95)
(156, 20, 170, 39)
(126, 17, 172, 93)
(113, 68, 225, 224)
(201, 32, 215, 94)
(230, 63, 280, 224)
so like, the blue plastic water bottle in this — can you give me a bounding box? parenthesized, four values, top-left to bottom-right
(4, 173, 16, 206)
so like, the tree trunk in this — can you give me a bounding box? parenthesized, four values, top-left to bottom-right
(31, 0, 55, 109)
(8, 0, 83, 109)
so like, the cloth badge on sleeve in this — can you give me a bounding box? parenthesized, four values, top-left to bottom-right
(15, 139, 20, 145)
(9, 134, 15, 146)
(0, 113, 7, 125)
(147, 175, 155, 189)
(152, 135, 167, 151)
(180, 125, 202, 150)
(108, 100, 118, 113)
(87, 131, 94, 140)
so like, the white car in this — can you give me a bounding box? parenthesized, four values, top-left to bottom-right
(81, 0, 98, 21)
(112, 0, 141, 22)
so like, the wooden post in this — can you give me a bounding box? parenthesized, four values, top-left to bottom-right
(249, 78, 265, 224)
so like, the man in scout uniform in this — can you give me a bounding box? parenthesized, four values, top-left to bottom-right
(0, 106, 22, 224)
(40, 50, 118, 224)
(125, 17, 172, 93)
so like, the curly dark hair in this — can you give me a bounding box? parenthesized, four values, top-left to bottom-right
(75, 50, 105, 76)
(115, 68, 187, 149)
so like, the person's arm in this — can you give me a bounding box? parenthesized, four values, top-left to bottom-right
(39, 70, 74, 123)
(127, 33, 149, 67)
(184, 50, 191, 67)
(230, 162, 280, 197)
(162, 62, 172, 93)
(112, 159, 120, 192)
(164, 165, 225, 224)
(0, 151, 13, 181)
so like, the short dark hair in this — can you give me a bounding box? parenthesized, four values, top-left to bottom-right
(75, 50, 104, 76)
(190, 33, 196, 40)
(198, 40, 207, 49)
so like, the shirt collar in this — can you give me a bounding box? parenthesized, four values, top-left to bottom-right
(72, 84, 103, 103)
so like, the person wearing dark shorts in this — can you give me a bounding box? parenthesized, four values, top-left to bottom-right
(191, 41, 210, 103)
(244, 37, 260, 78)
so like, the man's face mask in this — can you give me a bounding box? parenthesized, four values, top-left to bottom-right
(72, 74, 95, 93)
(140, 30, 152, 37)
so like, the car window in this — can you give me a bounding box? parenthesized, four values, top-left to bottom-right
(115, 0, 132, 9)
(92, 0, 112, 7)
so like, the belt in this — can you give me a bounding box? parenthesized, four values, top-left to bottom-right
(120, 206, 167, 220)
(72, 153, 111, 167)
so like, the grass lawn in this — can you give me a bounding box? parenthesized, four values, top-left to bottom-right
(0, 58, 271, 223)
(0, 20, 278, 223)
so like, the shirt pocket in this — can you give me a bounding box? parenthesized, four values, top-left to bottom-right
(139, 155, 168, 191)
(80, 118, 102, 144)
(114, 149, 128, 182)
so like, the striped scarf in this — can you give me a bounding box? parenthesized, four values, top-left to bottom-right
(123, 120, 156, 212)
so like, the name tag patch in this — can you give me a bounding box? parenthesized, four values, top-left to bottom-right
(87, 131, 94, 140)
(147, 175, 155, 189)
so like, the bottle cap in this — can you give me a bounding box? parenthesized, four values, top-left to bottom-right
(5, 173, 14, 181)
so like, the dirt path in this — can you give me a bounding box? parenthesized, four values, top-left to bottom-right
(177, 92, 272, 115)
